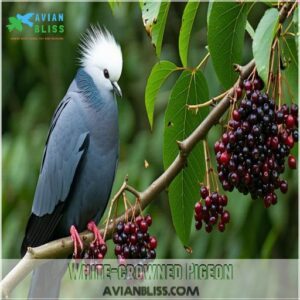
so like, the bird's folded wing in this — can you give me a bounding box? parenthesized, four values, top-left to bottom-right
(21, 95, 89, 256)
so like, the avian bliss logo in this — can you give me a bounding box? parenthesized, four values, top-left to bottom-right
(6, 12, 64, 35)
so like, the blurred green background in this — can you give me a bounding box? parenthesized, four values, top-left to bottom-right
(2, 1, 297, 259)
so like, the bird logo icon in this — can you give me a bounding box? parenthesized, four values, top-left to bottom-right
(6, 13, 34, 32)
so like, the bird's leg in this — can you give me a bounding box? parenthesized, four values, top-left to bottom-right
(87, 221, 104, 246)
(70, 225, 84, 258)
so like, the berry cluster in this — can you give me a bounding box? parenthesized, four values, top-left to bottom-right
(113, 215, 157, 263)
(84, 240, 108, 262)
(215, 78, 298, 208)
(194, 186, 230, 232)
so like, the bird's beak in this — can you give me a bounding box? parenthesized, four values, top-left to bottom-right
(111, 81, 122, 98)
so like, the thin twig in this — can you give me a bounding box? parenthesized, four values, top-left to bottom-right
(206, 141, 219, 194)
(277, 39, 282, 106)
(286, 1, 298, 19)
(267, 38, 278, 93)
(203, 140, 210, 191)
(103, 179, 127, 240)
(187, 90, 229, 112)
(195, 52, 210, 70)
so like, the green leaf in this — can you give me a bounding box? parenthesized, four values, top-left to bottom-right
(293, 6, 298, 30)
(208, 2, 249, 88)
(281, 34, 298, 102)
(179, 1, 200, 67)
(246, 20, 255, 39)
(207, 1, 213, 25)
(108, 0, 118, 13)
(138, 0, 143, 10)
(163, 70, 209, 246)
(145, 60, 178, 129)
(15, 22, 23, 32)
(151, 1, 170, 57)
(8, 16, 18, 23)
(253, 8, 279, 84)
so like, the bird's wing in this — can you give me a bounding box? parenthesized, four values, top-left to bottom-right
(21, 95, 89, 255)
(23, 12, 34, 19)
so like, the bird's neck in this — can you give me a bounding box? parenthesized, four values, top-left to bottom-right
(75, 68, 112, 111)
(73, 68, 119, 149)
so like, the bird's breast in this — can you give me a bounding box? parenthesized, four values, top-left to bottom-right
(79, 90, 119, 151)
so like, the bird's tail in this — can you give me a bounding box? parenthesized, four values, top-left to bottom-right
(28, 260, 67, 300)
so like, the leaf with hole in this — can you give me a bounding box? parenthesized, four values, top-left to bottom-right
(179, 1, 200, 67)
(253, 8, 279, 84)
(142, 1, 161, 37)
(145, 60, 178, 129)
(163, 70, 209, 246)
(208, 2, 249, 88)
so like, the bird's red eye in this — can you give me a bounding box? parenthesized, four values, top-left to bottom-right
(103, 69, 109, 79)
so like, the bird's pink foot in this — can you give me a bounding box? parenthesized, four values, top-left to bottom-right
(70, 225, 83, 258)
(87, 221, 104, 246)
(86, 221, 107, 262)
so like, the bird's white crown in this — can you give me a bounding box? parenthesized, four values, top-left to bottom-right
(79, 26, 123, 89)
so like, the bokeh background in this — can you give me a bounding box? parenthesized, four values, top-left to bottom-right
(2, 1, 298, 259)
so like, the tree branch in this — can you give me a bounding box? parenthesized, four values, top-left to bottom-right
(0, 58, 255, 299)
(1, 2, 294, 297)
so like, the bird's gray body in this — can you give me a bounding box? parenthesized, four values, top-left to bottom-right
(55, 75, 118, 234)
(22, 68, 119, 299)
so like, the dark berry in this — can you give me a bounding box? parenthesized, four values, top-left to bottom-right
(220, 152, 230, 165)
(145, 215, 152, 226)
(123, 246, 130, 258)
(276, 111, 284, 124)
(218, 222, 225, 232)
(200, 186, 209, 199)
(195, 202, 202, 215)
(285, 115, 295, 128)
(115, 244, 122, 255)
(220, 195, 228, 206)
(209, 216, 217, 225)
(113, 233, 121, 244)
(205, 223, 213, 233)
(280, 180, 288, 193)
(124, 223, 130, 234)
(221, 211, 230, 224)
(263, 194, 272, 208)
(139, 220, 148, 233)
(135, 215, 143, 226)
(116, 222, 124, 233)
(100, 244, 107, 255)
(195, 220, 202, 230)
(130, 234, 137, 245)
(288, 155, 296, 169)
(205, 196, 212, 207)
(244, 80, 252, 91)
(236, 87, 242, 98)
(285, 135, 294, 148)
(291, 103, 298, 116)
(149, 236, 157, 249)
(131, 222, 137, 233)
(253, 78, 263, 90)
